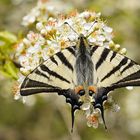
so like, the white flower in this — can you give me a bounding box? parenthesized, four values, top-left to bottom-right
(41, 48, 49, 60)
(84, 22, 94, 31)
(114, 44, 121, 51)
(20, 67, 31, 75)
(126, 86, 134, 90)
(22, 15, 36, 26)
(16, 43, 24, 54)
(17, 74, 25, 83)
(22, 0, 72, 26)
(96, 35, 106, 42)
(88, 37, 96, 43)
(67, 33, 77, 42)
(27, 44, 41, 54)
(119, 48, 127, 55)
(47, 5, 54, 11)
(36, 22, 44, 31)
(112, 104, 121, 112)
(79, 11, 91, 18)
(86, 109, 101, 128)
(81, 102, 91, 111)
(23, 38, 31, 46)
(103, 94, 121, 113)
(27, 31, 38, 43)
(14, 92, 20, 100)
(103, 26, 113, 33)
(64, 19, 74, 26)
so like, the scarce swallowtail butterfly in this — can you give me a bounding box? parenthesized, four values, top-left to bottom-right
(20, 28, 140, 132)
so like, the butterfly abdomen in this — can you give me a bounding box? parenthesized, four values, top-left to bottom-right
(75, 35, 94, 86)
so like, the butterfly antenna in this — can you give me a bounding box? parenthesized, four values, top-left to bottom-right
(86, 20, 98, 38)
(64, 22, 79, 36)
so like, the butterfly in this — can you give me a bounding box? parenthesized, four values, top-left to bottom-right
(20, 33, 140, 132)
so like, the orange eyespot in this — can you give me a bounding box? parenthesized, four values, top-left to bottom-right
(75, 86, 85, 96)
(88, 86, 96, 96)
(75, 86, 83, 93)
(88, 86, 96, 93)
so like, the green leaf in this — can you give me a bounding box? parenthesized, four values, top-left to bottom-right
(3, 60, 18, 80)
(0, 31, 17, 44)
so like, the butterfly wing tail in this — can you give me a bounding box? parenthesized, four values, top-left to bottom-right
(61, 89, 82, 132)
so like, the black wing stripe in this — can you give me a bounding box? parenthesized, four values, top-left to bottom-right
(101, 57, 128, 82)
(110, 79, 140, 90)
(50, 56, 58, 65)
(116, 70, 140, 83)
(35, 69, 49, 79)
(56, 52, 73, 71)
(66, 46, 76, 56)
(90, 46, 98, 56)
(21, 78, 55, 89)
(40, 64, 70, 83)
(96, 48, 110, 70)
(110, 51, 117, 62)
(20, 88, 60, 96)
(120, 61, 134, 74)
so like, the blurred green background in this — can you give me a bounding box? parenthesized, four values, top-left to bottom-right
(1, 0, 140, 140)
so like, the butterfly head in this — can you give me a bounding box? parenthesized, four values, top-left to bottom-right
(78, 34, 86, 39)
(64, 20, 97, 43)
(77, 34, 89, 49)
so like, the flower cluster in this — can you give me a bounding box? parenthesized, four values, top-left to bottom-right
(15, 10, 126, 128)
(22, 0, 72, 26)
(17, 11, 127, 73)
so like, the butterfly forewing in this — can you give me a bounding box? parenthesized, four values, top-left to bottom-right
(20, 46, 77, 96)
(91, 46, 140, 90)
